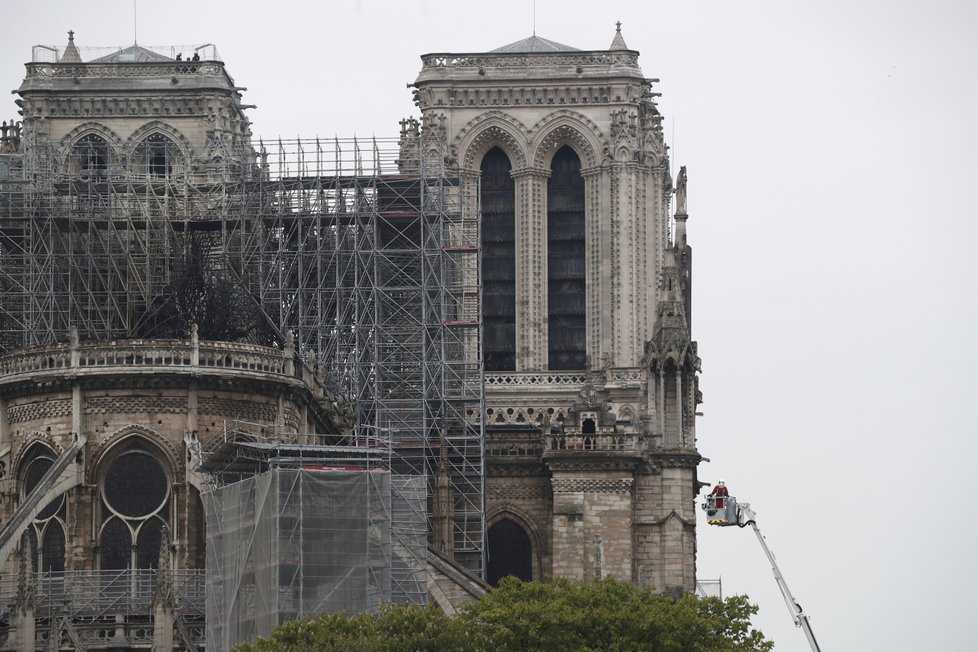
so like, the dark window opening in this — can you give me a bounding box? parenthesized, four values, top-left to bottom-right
(99, 517, 131, 570)
(103, 450, 168, 517)
(25, 456, 63, 520)
(41, 521, 65, 573)
(139, 133, 175, 178)
(547, 146, 586, 370)
(487, 518, 533, 586)
(136, 518, 164, 569)
(582, 417, 596, 434)
(73, 134, 109, 177)
(481, 147, 516, 371)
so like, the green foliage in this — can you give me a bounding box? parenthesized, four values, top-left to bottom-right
(232, 577, 773, 652)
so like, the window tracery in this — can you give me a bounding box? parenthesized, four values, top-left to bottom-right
(98, 440, 170, 570)
(20, 448, 67, 573)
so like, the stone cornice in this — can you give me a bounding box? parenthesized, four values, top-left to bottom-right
(650, 450, 702, 469)
(545, 453, 641, 474)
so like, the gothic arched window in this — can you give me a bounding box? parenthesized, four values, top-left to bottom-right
(70, 133, 110, 178)
(481, 147, 516, 371)
(487, 518, 533, 586)
(20, 447, 67, 573)
(547, 146, 586, 370)
(98, 440, 170, 570)
(135, 133, 178, 179)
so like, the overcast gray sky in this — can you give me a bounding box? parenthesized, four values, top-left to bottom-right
(3, 1, 976, 650)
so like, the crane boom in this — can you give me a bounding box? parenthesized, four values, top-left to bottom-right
(702, 495, 822, 652)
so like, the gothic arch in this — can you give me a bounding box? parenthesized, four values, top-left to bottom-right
(13, 439, 59, 485)
(89, 424, 181, 485)
(59, 122, 125, 172)
(486, 506, 543, 583)
(12, 434, 63, 480)
(454, 111, 530, 171)
(124, 121, 193, 167)
(529, 110, 606, 170)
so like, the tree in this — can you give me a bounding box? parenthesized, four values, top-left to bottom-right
(232, 577, 773, 652)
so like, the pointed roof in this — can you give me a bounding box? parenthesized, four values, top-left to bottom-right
(491, 35, 579, 53)
(60, 30, 82, 63)
(91, 44, 173, 63)
(609, 21, 628, 50)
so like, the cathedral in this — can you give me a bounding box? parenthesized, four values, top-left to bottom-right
(0, 24, 702, 650)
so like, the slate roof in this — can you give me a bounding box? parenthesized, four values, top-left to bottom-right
(491, 35, 579, 53)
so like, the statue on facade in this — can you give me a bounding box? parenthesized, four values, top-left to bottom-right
(675, 165, 687, 215)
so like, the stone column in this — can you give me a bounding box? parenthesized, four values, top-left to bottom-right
(582, 166, 605, 369)
(153, 525, 177, 652)
(511, 167, 549, 370)
(13, 535, 36, 652)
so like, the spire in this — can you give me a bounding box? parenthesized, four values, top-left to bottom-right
(609, 21, 628, 51)
(61, 30, 82, 63)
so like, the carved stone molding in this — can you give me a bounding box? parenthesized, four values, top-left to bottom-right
(487, 483, 551, 501)
(551, 477, 634, 494)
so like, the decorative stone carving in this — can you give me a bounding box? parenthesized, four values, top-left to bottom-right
(676, 166, 687, 215)
(154, 525, 177, 609)
(14, 533, 35, 614)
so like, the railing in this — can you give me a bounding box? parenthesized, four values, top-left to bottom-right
(30, 43, 222, 64)
(25, 61, 227, 80)
(696, 578, 723, 599)
(0, 339, 293, 385)
(0, 570, 205, 618)
(485, 372, 587, 387)
(545, 432, 641, 453)
(420, 51, 640, 70)
(486, 432, 544, 458)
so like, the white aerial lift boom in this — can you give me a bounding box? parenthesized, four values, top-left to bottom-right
(702, 492, 822, 652)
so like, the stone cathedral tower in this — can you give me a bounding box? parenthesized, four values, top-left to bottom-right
(411, 26, 702, 595)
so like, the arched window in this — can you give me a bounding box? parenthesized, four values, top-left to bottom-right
(135, 133, 178, 179)
(98, 440, 170, 569)
(547, 146, 586, 370)
(487, 518, 533, 586)
(70, 133, 109, 177)
(481, 147, 516, 371)
(21, 448, 67, 573)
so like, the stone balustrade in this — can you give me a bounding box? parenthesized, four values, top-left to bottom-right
(485, 371, 587, 388)
(420, 51, 640, 70)
(25, 62, 227, 79)
(0, 337, 323, 396)
(545, 432, 642, 453)
(486, 432, 545, 458)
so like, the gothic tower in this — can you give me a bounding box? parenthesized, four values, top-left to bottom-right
(411, 25, 703, 594)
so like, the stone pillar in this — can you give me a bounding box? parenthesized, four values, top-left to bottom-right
(153, 525, 177, 652)
(0, 395, 7, 446)
(582, 166, 604, 368)
(512, 167, 549, 371)
(13, 535, 36, 652)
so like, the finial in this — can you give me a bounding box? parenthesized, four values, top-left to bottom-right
(609, 22, 628, 51)
(68, 30, 75, 42)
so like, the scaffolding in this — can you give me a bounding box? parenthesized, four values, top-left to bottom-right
(0, 125, 486, 590)
(203, 467, 391, 652)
